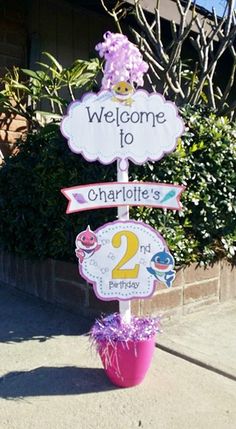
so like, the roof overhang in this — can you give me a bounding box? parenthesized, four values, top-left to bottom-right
(125, 0, 218, 35)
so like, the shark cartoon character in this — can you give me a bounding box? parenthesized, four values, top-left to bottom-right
(75, 226, 101, 264)
(146, 250, 175, 288)
(112, 81, 134, 106)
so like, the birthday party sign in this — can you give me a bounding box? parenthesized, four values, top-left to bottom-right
(60, 31, 186, 388)
(61, 31, 185, 306)
(76, 221, 175, 301)
(60, 90, 184, 170)
(62, 182, 185, 213)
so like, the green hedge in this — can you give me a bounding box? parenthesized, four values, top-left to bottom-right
(0, 105, 235, 265)
(0, 125, 116, 260)
(132, 105, 236, 264)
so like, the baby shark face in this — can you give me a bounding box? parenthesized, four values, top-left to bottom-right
(75, 226, 98, 251)
(150, 251, 174, 273)
(112, 81, 134, 100)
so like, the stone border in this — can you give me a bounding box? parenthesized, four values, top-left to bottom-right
(0, 249, 235, 318)
(0, 250, 118, 317)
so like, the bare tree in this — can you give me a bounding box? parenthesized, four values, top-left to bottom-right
(101, 0, 236, 119)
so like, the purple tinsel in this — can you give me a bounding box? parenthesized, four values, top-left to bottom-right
(95, 31, 149, 89)
(90, 313, 161, 344)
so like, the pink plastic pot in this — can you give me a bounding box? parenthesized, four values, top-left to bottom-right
(98, 336, 156, 388)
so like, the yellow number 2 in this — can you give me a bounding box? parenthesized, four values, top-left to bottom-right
(112, 231, 140, 279)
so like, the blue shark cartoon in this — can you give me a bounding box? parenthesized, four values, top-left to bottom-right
(146, 250, 175, 288)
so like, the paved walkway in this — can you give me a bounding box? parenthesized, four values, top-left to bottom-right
(0, 284, 236, 429)
(158, 301, 236, 380)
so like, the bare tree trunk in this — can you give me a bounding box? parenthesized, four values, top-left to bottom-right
(101, 0, 236, 118)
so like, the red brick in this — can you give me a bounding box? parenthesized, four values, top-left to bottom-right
(153, 267, 184, 291)
(183, 262, 220, 284)
(131, 299, 141, 316)
(4, 252, 17, 287)
(1, 245, 234, 319)
(88, 288, 118, 313)
(55, 260, 82, 284)
(54, 280, 86, 311)
(12, 257, 54, 302)
(1, 251, 11, 285)
(15, 255, 27, 289)
(0, 118, 27, 132)
(0, 130, 25, 143)
(0, 141, 12, 158)
(0, 113, 27, 122)
(220, 261, 236, 301)
(183, 279, 218, 304)
(160, 307, 184, 321)
(173, 267, 184, 287)
(36, 259, 54, 302)
(183, 297, 219, 315)
(141, 289, 182, 315)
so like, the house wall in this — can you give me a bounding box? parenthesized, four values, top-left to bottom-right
(0, 0, 114, 74)
(0, 0, 115, 162)
(0, 0, 27, 75)
(126, 0, 216, 35)
(0, 0, 28, 162)
(27, 0, 116, 68)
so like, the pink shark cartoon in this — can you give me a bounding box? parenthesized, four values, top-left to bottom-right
(75, 226, 101, 264)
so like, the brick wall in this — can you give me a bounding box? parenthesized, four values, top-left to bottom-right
(0, 248, 235, 319)
(0, 250, 118, 318)
(132, 261, 236, 320)
(0, 113, 27, 161)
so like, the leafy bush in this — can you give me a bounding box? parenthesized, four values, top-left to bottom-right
(0, 105, 235, 265)
(0, 125, 116, 260)
(0, 52, 100, 130)
(131, 105, 236, 265)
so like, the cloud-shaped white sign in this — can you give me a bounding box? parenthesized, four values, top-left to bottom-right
(61, 90, 184, 170)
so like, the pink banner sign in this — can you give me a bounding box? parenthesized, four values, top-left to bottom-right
(61, 182, 185, 213)
(75, 221, 175, 301)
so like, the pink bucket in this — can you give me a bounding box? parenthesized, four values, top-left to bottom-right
(98, 336, 156, 388)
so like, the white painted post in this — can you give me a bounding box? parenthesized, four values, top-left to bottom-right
(117, 160, 131, 323)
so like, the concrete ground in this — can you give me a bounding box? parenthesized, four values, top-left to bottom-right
(0, 284, 236, 429)
(158, 301, 236, 380)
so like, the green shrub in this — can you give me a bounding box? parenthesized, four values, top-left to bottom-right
(0, 125, 116, 260)
(131, 105, 236, 265)
(0, 105, 235, 265)
(0, 53, 100, 130)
